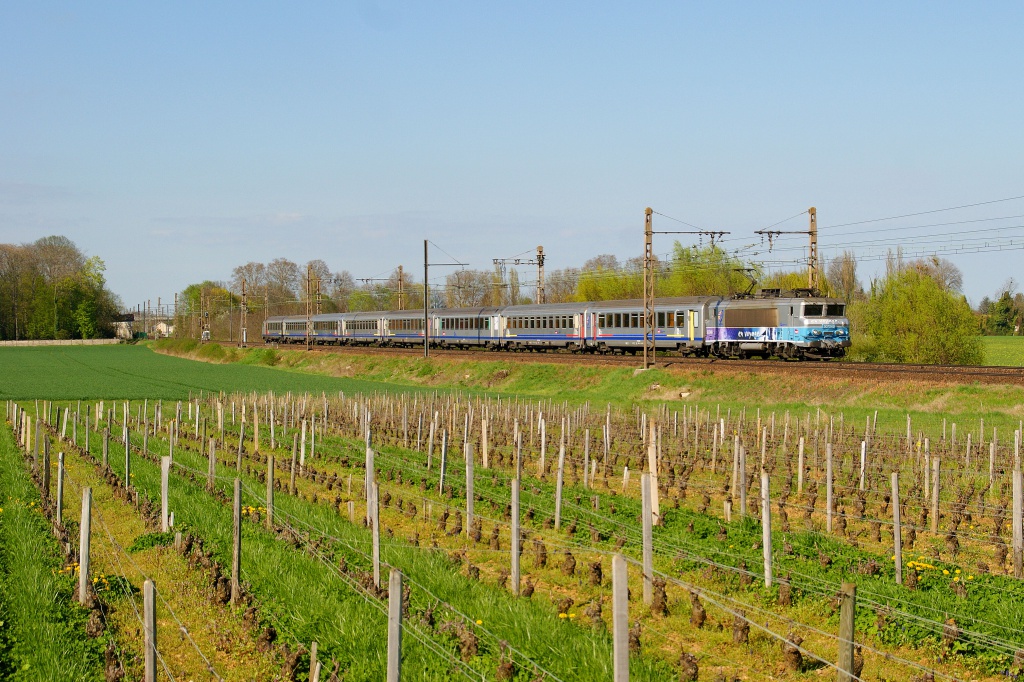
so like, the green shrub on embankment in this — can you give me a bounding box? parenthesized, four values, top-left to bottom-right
(0, 426, 104, 680)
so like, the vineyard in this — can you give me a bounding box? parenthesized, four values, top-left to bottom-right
(4, 381, 1024, 681)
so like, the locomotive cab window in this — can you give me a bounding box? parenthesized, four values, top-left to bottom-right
(826, 304, 845, 317)
(803, 304, 824, 317)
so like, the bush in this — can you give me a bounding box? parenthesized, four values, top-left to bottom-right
(855, 269, 983, 365)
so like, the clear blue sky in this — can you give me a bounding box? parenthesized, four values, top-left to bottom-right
(2, 2, 1022, 307)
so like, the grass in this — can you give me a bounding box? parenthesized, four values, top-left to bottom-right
(0, 344, 432, 400)
(981, 336, 1024, 367)
(53, 430, 281, 680)
(0, 426, 104, 681)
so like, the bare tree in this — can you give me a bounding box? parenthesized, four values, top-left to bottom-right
(582, 254, 620, 271)
(908, 256, 963, 292)
(33, 235, 85, 283)
(306, 259, 331, 284)
(544, 267, 581, 303)
(329, 270, 356, 311)
(444, 269, 491, 308)
(826, 250, 861, 303)
(231, 262, 267, 294)
(266, 258, 301, 312)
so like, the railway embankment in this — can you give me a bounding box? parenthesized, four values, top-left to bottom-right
(149, 339, 1024, 426)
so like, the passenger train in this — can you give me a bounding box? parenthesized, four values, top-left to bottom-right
(262, 290, 851, 360)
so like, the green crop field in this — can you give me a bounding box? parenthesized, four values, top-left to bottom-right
(982, 336, 1024, 366)
(0, 345, 424, 400)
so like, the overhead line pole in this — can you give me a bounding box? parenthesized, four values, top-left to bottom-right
(305, 264, 312, 351)
(536, 246, 546, 304)
(492, 246, 545, 306)
(423, 240, 466, 359)
(754, 207, 818, 292)
(240, 278, 247, 347)
(642, 208, 730, 369)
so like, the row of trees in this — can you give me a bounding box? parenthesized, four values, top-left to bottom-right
(0, 236, 121, 340)
(977, 284, 1024, 335)
(178, 246, 987, 364)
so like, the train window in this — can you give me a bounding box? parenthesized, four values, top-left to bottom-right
(692, 311, 700, 327)
(827, 304, 845, 317)
(666, 312, 675, 327)
(630, 313, 639, 328)
(656, 312, 665, 327)
(804, 304, 824, 317)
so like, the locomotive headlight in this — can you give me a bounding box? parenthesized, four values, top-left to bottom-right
(811, 329, 821, 336)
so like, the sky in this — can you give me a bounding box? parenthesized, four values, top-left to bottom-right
(2, 2, 1023, 309)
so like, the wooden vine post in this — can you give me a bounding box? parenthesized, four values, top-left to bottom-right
(892, 472, 903, 585)
(511, 478, 521, 595)
(231, 478, 242, 605)
(78, 487, 92, 603)
(387, 569, 403, 682)
(612, 554, 629, 682)
(465, 442, 474, 536)
(161, 456, 170, 532)
(266, 454, 275, 530)
(836, 582, 857, 682)
(761, 471, 772, 588)
(144, 579, 157, 682)
(641, 472, 653, 605)
(1014, 466, 1023, 578)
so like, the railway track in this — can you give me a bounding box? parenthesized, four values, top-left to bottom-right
(209, 340, 1024, 385)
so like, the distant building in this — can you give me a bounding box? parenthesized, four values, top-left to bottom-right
(153, 321, 175, 338)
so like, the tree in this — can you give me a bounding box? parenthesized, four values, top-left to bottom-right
(987, 291, 1016, 335)
(231, 262, 267, 295)
(266, 258, 300, 313)
(0, 237, 118, 340)
(826, 250, 861, 303)
(661, 243, 754, 297)
(908, 256, 963, 292)
(33, 235, 85, 283)
(859, 269, 982, 364)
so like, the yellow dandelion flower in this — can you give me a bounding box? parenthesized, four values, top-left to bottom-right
(954, 569, 961, 574)
(967, 575, 974, 580)
(942, 569, 949, 575)
(569, 613, 577, 619)
(953, 577, 959, 582)
(559, 613, 567, 619)
(476, 620, 482, 625)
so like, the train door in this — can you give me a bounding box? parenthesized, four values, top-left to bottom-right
(690, 310, 701, 340)
(686, 310, 694, 341)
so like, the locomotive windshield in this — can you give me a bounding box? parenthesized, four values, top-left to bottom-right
(803, 303, 845, 317)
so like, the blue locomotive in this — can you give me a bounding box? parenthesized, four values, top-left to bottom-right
(262, 290, 850, 360)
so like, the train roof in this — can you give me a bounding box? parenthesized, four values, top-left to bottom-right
(500, 302, 587, 314)
(585, 296, 720, 310)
